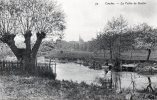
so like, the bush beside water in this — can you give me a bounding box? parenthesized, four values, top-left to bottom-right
(136, 62, 157, 75)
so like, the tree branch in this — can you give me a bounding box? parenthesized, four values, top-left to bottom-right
(0, 34, 23, 60)
(31, 32, 46, 58)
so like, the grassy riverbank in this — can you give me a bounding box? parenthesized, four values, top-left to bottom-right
(0, 75, 120, 100)
(0, 75, 156, 100)
(136, 62, 157, 75)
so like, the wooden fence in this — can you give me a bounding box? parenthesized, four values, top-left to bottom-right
(36, 59, 56, 77)
(0, 61, 23, 71)
(0, 59, 57, 78)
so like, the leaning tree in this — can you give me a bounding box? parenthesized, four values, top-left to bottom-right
(0, 0, 65, 73)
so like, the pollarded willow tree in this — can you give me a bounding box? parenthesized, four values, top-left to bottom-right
(0, 0, 65, 73)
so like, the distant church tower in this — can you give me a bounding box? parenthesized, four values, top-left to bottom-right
(78, 35, 84, 51)
(79, 35, 84, 44)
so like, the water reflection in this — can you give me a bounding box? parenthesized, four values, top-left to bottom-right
(146, 77, 154, 93)
(111, 71, 122, 91)
(56, 63, 157, 91)
(106, 71, 157, 92)
(56, 63, 104, 84)
(109, 71, 137, 92)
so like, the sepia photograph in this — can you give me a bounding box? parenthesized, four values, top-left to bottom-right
(0, 0, 157, 99)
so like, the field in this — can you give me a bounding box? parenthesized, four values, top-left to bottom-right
(40, 49, 157, 62)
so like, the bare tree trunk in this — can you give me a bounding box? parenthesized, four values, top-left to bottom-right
(23, 30, 33, 73)
(146, 77, 154, 93)
(109, 47, 113, 62)
(146, 49, 151, 61)
(25, 31, 46, 74)
(103, 49, 106, 59)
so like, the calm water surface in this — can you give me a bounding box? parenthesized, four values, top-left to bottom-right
(56, 63, 104, 84)
(56, 62, 157, 90)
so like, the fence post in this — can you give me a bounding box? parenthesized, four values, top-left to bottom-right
(0, 60, 1, 71)
(49, 59, 51, 68)
(8, 61, 9, 71)
(17, 61, 19, 70)
(55, 63, 56, 74)
(11, 61, 13, 72)
(19, 62, 21, 71)
(7, 61, 8, 71)
(2, 60, 4, 71)
(7, 61, 9, 71)
(1, 61, 3, 71)
(2, 60, 3, 70)
(35, 58, 37, 74)
(4, 60, 5, 71)
(5, 61, 7, 71)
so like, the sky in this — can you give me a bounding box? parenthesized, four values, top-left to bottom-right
(56, 0, 157, 41)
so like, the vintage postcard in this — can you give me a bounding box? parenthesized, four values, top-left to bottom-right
(0, 0, 156, 99)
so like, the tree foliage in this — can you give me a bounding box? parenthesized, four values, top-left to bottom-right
(96, 16, 129, 60)
(133, 23, 157, 50)
(133, 23, 157, 60)
(0, 0, 65, 36)
(95, 16, 157, 61)
(0, 0, 65, 73)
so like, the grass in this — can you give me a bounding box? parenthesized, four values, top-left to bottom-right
(0, 75, 125, 100)
(0, 74, 156, 100)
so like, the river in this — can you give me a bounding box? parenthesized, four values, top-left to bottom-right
(55, 62, 157, 91)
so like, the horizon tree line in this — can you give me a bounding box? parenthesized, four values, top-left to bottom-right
(95, 15, 157, 62)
